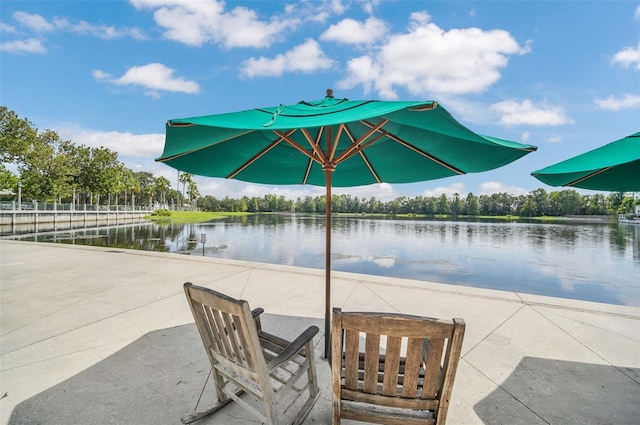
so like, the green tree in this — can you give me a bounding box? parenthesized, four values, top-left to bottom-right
(619, 196, 636, 214)
(530, 188, 550, 216)
(179, 172, 196, 206)
(0, 164, 19, 191)
(73, 146, 124, 205)
(450, 193, 463, 218)
(422, 197, 435, 215)
(584, 193, 607, 215)
(18, 131, 75, 202)
(154, 176, 171, 206)
(519, 195, 537, 217)
(464, 193, 480, 215)
(436, 194, 450, 215)
(133, 171, 156, 206)
(606, 192, 625, 214)
(0, 106, 37, 164)
(187, 180, 200, 204)
(239, 197, 249, 212)
(550, 190, 583, 215)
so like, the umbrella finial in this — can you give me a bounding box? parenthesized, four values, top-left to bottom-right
(326, 88, 334, 98)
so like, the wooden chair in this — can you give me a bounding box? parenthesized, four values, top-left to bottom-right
(182, 282, 320, 425)
(331, 308, 465, 425)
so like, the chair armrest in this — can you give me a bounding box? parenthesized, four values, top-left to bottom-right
(267, 326, 319, 371)
(252, 308, 264, 331)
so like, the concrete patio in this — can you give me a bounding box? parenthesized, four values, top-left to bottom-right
(1, 239, 639, 424)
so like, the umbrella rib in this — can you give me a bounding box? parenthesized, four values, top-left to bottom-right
(327, 124, 345, 163)
(335, 119, 389, 164)
(361, 120, 466, 175)
(338, 124, 383, 183)
(565, 167, 612, 187)
(302, 128, 325, 185)
(334, 121, 387, 165)
(274, 129, 325, 165)
(301, 128, 328, 163)
(227, 130, 295, 179)
(358, 151, 382, 184)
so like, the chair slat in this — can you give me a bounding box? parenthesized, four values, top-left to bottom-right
(221, 312, 244, 365)
(423, 338, 444, 398)
(401, 337, 424, 398)
(195, 304, 218, 354)
(210, 309, 232, 359)
(232, 314, 254, 368)
(344, 329, 360, 390)
(363, 333, 381, 394)
(382, 336, 402, 396)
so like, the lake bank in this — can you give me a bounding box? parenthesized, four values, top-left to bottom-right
(6, 214, 638, 307)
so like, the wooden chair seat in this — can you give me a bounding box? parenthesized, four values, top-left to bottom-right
(182, 283, 320, 425)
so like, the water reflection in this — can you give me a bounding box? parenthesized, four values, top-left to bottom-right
(11, 215, 639, 306)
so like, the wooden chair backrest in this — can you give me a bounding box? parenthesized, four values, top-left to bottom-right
(331, 308, 465, 424)
(184, 284, 269, 391)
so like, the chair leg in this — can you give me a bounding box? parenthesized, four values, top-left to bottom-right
(181, 388, 245, 424)
(305, 340, 319, 398)
(290, 340, 320, 425)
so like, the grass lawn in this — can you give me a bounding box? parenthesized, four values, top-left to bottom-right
(145, 210, 252, 223)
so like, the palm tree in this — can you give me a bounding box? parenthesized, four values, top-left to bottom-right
(154, 176, 171, 207)
(179, 172, 194, 208)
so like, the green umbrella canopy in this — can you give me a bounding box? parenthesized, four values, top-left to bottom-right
(531, 132, 640, 192)
(156, 95, 536, 186)
(157, 93, 537, 357)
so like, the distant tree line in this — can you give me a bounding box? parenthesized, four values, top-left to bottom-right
(198, 189, 637, 217)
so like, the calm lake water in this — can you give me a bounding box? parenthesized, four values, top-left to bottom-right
(14, 215, 640, 307)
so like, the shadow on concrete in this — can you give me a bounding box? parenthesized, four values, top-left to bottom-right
(9, 314, 323, 425)
(473, 356, 640, 425)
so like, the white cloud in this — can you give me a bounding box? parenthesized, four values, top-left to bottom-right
(423, 182, 467, 198)
(337, 11, 529, 99)
(96, 63, 201, 97)
(56, 127, 165, 158)
(92, 70, 112, 80)
(282, 0, 348, 24)
(594, 93, 640, 110)
(13, 11, 55, 32)
(361, 1, 380, 15)
(521, 131, 531, 142)
(0, 38, 46, 54)
(328, 0, 348, 15)
(635, 5, 640, 20)
(479, 181, 528, 196)
(131, 0, 297, 48)
(240, 39, 334, 78)
(545, 135, 562, 143)
(334, 182, 396, 201)
(0, 22, 16, 33)
(11, 11, 145, 40)
(52, 17, 147, 40)
(320, 17, 388, 45)
(491, 99, 572, 126)
(612, 41, 640, 70)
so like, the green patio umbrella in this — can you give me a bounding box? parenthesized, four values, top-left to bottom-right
(156, 92, 537, 356)
(532, 132, 640, 191)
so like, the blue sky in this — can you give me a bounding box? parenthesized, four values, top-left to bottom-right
(2, 0, 639, 201)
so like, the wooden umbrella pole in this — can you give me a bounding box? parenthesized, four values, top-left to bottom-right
(324, 167, 333, 359)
